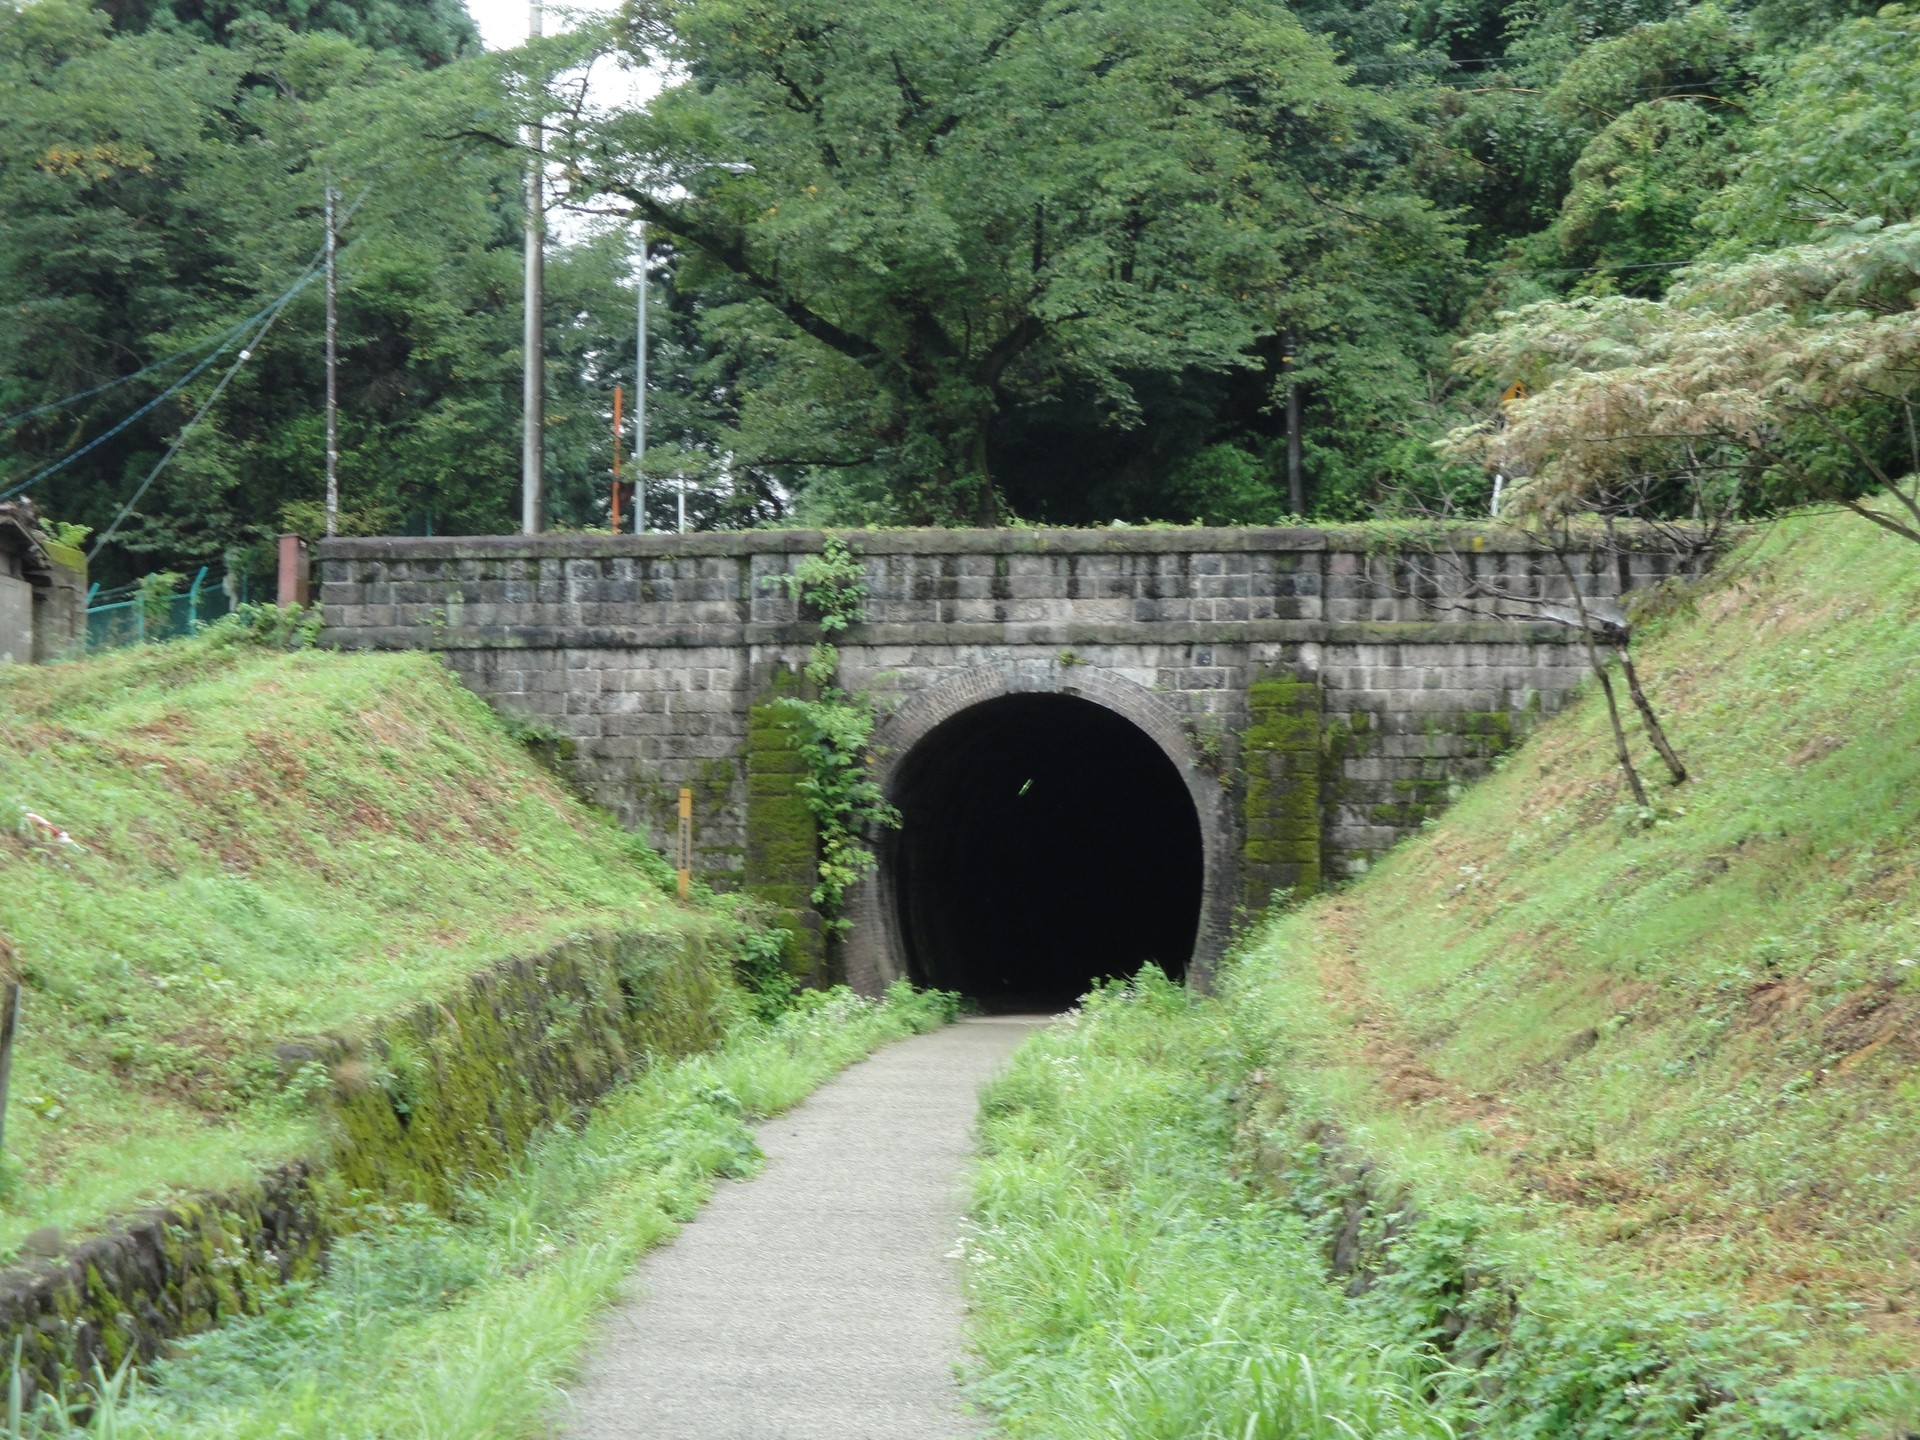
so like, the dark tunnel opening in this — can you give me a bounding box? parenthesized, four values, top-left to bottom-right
(886, 693, 1205, 1011)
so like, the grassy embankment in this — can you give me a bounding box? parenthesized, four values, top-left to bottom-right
(968, 973, 1465, 1439)
(0, 628, 725, 1254)
(38, 983, 955, 1439)
(970, 511, 1920, 1437)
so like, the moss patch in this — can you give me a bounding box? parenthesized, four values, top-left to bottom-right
(1239, 675, 1323, 925)
(744, 668, 825, 984)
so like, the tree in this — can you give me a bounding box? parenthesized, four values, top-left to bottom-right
(99, 0, 478, 67)
(562, 0, 1461, 523)
(0, 0, 622, 581)
(1448, 220, 1920, 548)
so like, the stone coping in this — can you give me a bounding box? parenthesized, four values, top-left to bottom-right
(324, 618, 1585, 651)
(316, 525, 1660, 562)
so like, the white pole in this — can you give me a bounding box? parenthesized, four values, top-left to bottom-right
(324, 183, 338, 538)
(520, 0, 545, 535)
(635, 222, 647, 533)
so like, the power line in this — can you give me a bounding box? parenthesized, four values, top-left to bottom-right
(0, 187, 372, 455)
(0, 313, 264, 432)
(0, 251, 330, 505)
(87, 281, 309, 558)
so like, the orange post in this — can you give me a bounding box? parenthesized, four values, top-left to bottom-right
(676, 785, 693, 899)
(276, 534, 309, 608)
(611, 385, 625, 531)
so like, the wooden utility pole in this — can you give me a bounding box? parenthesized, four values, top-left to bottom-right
(521, 0, 546, 535)
(324, 183, 339, 538)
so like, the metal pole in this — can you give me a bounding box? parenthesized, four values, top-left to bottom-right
(324, 183, 339, 538)
(521, 0, 546, 535)
(634, 222, 646, 533)
(611, 384, 624, 530)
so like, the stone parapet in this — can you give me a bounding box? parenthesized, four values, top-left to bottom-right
(319, 527, 1703, 990)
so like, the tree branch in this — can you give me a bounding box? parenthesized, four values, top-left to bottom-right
(613, 188, 883, 365)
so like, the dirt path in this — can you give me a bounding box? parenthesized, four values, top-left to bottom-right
(557, 1016, 1045, 1440)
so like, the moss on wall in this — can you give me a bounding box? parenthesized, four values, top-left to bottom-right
(0, 924, 734, 1407)
(1239, 675, 1324, 927)
(744, 668, 826, 984)
(324, 926, 731, 1209)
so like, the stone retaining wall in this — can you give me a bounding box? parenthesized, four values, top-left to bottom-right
(318, 527, 1700, 988)
(0, 926, 733, 1406)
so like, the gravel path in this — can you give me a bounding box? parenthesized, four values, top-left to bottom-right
(556, 1016, 1044, 1440)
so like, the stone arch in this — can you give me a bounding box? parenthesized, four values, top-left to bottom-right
(840, 659, 1235, 999)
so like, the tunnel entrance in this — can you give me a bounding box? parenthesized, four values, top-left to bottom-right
(886, 693, 1204, 1011)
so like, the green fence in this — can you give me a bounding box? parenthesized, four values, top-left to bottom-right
(84, 567, 237, 651)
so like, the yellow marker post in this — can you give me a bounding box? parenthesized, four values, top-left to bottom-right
(676, 786, 693, 899)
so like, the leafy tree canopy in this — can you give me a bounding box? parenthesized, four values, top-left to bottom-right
(563, 0, 1465, 523)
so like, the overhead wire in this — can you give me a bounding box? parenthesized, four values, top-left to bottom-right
(86, 277, 313, 557)
(1, 186, 370, 510)
(0, 308, 271, 432)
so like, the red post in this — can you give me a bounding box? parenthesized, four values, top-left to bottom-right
(611, 385, 625, 532)
(277, 534, 310, 608)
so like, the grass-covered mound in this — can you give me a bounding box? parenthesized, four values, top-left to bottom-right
(0, 635, 709, 1257)
(1230, 511, 1920, 1431)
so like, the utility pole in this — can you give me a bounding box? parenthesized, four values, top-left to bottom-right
(1282, 329, 1304, 517)
(324, 183, 339, 538)
(521, 0, 546, 535)
(634, 222, 646, 533)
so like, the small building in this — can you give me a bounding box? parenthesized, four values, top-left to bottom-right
(0, 502, 87, 664)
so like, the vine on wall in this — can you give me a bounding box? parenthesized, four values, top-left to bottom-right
(773, 536, 900, 931)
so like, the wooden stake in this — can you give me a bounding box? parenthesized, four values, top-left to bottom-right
(676, 786, 693, 899)
(0, 984, 21, 1163)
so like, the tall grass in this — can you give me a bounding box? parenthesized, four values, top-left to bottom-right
(1224, 512, 1920, 1414)
(0, 639, 717, 1251)
(965, 971, 1460, 1440)
(11, 983, 955, 1440)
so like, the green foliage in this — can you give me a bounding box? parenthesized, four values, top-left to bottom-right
(1705, 5, 1920, 247)
(574, 0, 1465, 523)
(778, 535, 868, 637)
(966, 972, 1463, 1438)
(131, 570, 181, 630)
(198, 600, 323, 650)
(1225, 512, 1920, 1428)
(5, 984, 954, 1438)
(0, 640, 710, 1254)
(0, 0, 640, 585)
(108, 0, 478, 67)
(768, 539, 900, 927)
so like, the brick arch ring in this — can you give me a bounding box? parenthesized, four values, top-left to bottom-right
(838, 659, 1236, 996)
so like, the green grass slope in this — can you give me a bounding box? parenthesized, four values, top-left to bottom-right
(1231, 511, 1920, 1424)
(0, 637, 704, 1257)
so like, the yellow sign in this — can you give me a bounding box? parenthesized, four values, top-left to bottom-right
(677, 787, 693, 899)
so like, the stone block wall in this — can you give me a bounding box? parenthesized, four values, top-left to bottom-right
(319, 527, 1698, 987)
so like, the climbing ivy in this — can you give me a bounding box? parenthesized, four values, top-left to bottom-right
(773, 537, 900, 930)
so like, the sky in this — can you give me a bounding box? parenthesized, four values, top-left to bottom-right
(459, 0, 662, 242)
(463, 0, 618, 51)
